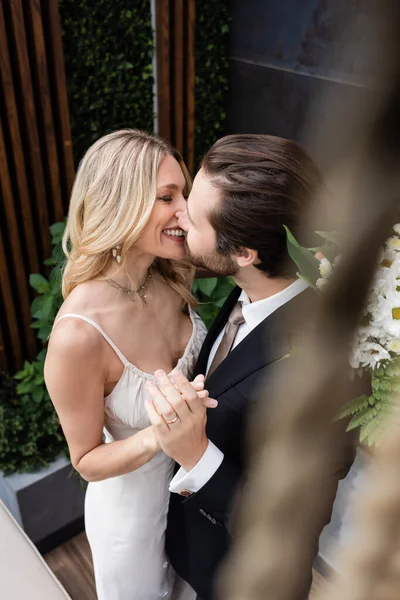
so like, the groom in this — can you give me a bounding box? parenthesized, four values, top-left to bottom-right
(146, 134, 355, 599)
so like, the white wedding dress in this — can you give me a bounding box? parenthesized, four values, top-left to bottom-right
(55, 309, 207, 600)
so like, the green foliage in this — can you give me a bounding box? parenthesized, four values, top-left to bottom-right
(195, 1, 231, 166)
(3, 224, 69, 475)
(285, 226, 340, 285)
(285, 225, 400, 446)
(193, 277, 235, 329)
(338, 359, 400, 446)
(0, 369, 67, 476)
(30, 223, 65, 341)
(59, 0, 154, 163)
(284, 225, 320, 287)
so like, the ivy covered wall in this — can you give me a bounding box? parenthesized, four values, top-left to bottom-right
(60, 0, 231, 167)
(59, 0, 154, 164)
(194, 0, 231, 166)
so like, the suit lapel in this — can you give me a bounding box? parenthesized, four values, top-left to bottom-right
(194, 285, 241, 377)
(204, 288, 313, 398)
(205, 303, 290, 397)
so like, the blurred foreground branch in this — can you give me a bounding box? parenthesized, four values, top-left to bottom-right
(219, 3, 400, 599)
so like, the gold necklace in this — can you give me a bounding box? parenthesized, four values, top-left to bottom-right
(106, 272, 151, 301)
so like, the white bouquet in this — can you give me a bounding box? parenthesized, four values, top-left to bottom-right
(285, 225, 400, 445)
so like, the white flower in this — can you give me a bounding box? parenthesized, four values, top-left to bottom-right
(386, 237, 400, 252)
(350, 341, 390, 370)
(316, 277, 329, 290)
(319, 257, 332, 278)
(356, 323, 381, 343)
(387, 339, 400, 354)
(378, 247, 397, 266)
(372, 290, 400, 338)
(393, 223, 400, 235)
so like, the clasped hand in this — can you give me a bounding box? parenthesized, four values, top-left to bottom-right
(145, 370, 217, 472)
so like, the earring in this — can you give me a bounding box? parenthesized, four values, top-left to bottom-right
(112, 245, 122, 264)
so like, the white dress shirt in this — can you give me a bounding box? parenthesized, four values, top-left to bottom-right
(169, 278, 308, 495)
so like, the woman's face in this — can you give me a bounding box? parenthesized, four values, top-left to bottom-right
(135, 154, 188, 260)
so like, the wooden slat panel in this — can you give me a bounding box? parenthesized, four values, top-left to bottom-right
(0, 315, 8, 372)
(185, 0, 196, 173)
(156, 0, 171, 140)
(0, 223, 23, 371)
(155, 0, 195, 172)
(0, 119, 37, 361)
(45, 0, 75, 208)
(0, 1, 74, 371)
(26, 0, 64, 224)
(0, 2, 40, 275)
(174, 0, 184, 154)
(9, 0, 51, 261)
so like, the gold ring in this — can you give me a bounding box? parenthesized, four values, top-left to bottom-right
(165, 415, 179, 425)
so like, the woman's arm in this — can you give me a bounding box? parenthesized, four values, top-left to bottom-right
(45, 322, 160, 482)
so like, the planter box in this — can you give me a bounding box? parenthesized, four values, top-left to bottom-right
(0, 456, 86, 553)
(317, 447, 368, 573)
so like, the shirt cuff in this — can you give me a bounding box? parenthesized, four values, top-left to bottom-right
(169, 440, 224, 495)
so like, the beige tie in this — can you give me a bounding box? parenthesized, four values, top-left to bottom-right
(208, 302, 245, 377)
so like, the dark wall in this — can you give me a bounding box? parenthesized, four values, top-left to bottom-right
(227, 0, 379, 143)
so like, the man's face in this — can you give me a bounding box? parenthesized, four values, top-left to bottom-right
(178, 168, 239, 275)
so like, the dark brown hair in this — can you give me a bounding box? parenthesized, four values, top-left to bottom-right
(201, 134, 321, 278)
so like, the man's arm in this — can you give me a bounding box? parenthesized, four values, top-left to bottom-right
(169, 440, 224, 495)
(145, 370, 242, 529)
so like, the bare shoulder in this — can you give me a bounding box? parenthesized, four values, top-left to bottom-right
(49, 316, 103, 360)
(48, 284, 108, 366)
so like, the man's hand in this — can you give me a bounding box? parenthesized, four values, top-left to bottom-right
(190, 373, 217, 409)
(145, 369, 216, 471)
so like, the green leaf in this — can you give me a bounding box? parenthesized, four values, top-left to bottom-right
(359, 417, 382, 444)
(212, 278, 235, 300)
(34, 373, 45, 386)
(41, 295, 55, 319)
(347, 405, 376, 430)
(50, 222, 65, 237)
(31, 295, 45, 318)
(36, 349, 47, 363)
(337, 395, 370, 419)
(16, 380, 36, 395)
(38, 326, 52, 341)
(30, 274, 50, 294)
(214, 296, 228, 308)
(44, 257, 57, 266)
(32, 387, 44, 403)
(196, 278, 218, 297)
(195, 303, 218, 329)
(284, 226, 320, 284)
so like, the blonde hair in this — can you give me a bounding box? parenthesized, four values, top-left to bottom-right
(62, 129, 195, 305)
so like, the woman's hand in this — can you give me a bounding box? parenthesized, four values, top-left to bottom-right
(190, 373, 218, 410)
(145, 370, 211, 471)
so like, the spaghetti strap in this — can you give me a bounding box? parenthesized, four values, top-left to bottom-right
(54, 313, 129, 367)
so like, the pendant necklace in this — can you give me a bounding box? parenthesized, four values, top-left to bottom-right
(106, 272, 151, 301)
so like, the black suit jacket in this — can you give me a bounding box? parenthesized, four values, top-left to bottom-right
(166, 286, 355, 599)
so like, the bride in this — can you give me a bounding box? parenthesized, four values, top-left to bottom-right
(45, 129, 214, 599)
